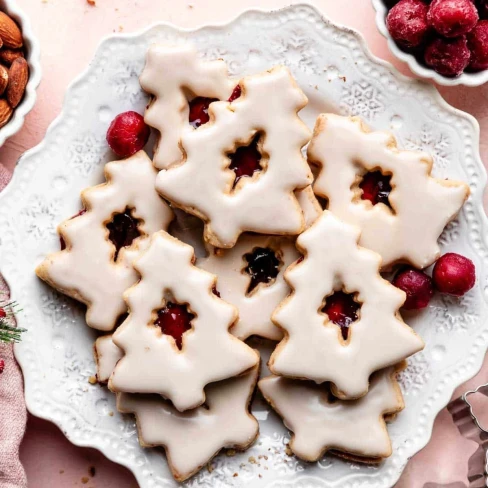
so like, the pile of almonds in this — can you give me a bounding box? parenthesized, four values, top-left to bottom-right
(0, 11, 28, 127)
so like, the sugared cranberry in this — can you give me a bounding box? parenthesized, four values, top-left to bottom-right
(229, 135, 263, 186)
(432, 252, 476, 296)
(60, 209, 87, 250)
(155, 302, 195, 350)
(393, 267, 434, 310)
(0, 308, 6, 319)
(428, 0, 479, 37)
(322, 291, 360, 340)
(106, 209, 140, 260)
(387, 0, 430, 47)
(244, 247, 280, 293)
(359, 171, 393, 207)
(425, 36, 471, 76)
(467, 20, 488, 70)
(188, 96, 218, 128)
(106, 111, 150, 158)
(0, 358, 4, 374)
(228, 85, 242, 102)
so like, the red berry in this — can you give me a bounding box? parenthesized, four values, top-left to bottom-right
(393, 267, 434, 310)
(425, 36, 471, 76)
(188, 97, 218, 128)
(0, 308, 6, 319)
(387, 0, 430, 47)
(432, 252, 476, 296)
(155, 302, 195, 350)
(359, 171, 392, 207)
(106, 111, 150, 158)
(322, 291, 360, 340)
(468, 20, 488, 70)
(0, 359, 4, 374)
(228, 85, 242, 102)
(428, 0, 479, 37)
(229, 135, 262, 185)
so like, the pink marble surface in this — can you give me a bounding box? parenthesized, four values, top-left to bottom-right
(8, 0, 488, 487)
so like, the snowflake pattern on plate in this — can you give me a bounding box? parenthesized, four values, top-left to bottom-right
(340, 81, 384, 121)
(431, 293, 478, 334)
(19, 195, 60, 241)
(40, 288, 84, 328)
(108, 59, 148, 106)
(405, 125, 451, 171)
(68, 133, 106, 177)
(438, 219, 460, 247)
(398, 352, 431, 396)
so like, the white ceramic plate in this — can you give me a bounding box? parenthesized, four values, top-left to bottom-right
(371, 0, 488, 87)
(0, 5, 487, 488)
(0, 0, 41, 145)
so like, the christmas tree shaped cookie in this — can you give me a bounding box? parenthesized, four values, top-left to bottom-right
(259, 365, 404, 462)
(117, 363, 259, 482)
(308, 114, 470, 269)
(109, 231, 259, 411)
(269, 211, 424, 400)
(140, 44, 235, 170)
(36, 151, 174, 331)
(156, 66, 313, 248)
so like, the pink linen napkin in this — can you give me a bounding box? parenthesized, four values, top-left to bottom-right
(0, 163, 27, 488)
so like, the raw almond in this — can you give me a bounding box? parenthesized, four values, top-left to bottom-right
(0, 65, 8, 96)
(0, 12, 22, 49)
(0, 99, 13, 127)
(7, 56, 28, 108)
(0, 48, 23, 66)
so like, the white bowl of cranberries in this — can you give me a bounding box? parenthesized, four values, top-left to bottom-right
(372, 0, 488, 86)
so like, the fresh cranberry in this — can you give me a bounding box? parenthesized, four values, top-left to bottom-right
(467, 20, 488, 70)
(0, 308, 5, 319)
(428, 0, 478, 37)
(322, 291, 360, 341)
(359, 171, 392, 207)
(188, 97, 218, 128)
(229, 135, 263, 186)
(106, 111, 150, 158)
(60, 209, 87, 250)
(244, 247, 280, 293)
(432, 252, 476, 296)
(425, 36, 471, 76)
(0, 358, 4, 374)
(155, 302, 195, 350)
(393, 267, 434, 310)
(228, 85, 242, 102)
(387, 0, 430, 47)
(106, 210, 140, 260)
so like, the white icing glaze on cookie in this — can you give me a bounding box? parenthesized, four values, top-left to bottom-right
(117, 364, 259, 482)
(294, 186, 322, 229)
(308, 114, 469, 269)
(140, 44, 235, 170)
(36, 151, 174, 331)
(109, 231, 259, 411)
(258, 366, 403, 462)
(94, 335, 123, 383)
(156, 66, 313, 248)
(269, 211, 424, 399)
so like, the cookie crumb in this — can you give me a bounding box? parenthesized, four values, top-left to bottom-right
(59, 470, 64, 474)
(118, 25, 124, 32)
(88, 376, 97, 385)
(233, 473, 238, 477)
(109, 411, 114, 417)
(248, 456, 257, 464)
(207, 463, 214, 474)
(87, 0, 96, 5)
(81, 477, 89, 484)
(285, 444, 293, 456)
(226, 449, 236, 457)
(259, 474, 262, 478)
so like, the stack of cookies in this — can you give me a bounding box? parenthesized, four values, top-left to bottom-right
(35, 45, 470, 482)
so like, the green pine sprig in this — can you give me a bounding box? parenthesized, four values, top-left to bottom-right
(0, 300, 25, 344)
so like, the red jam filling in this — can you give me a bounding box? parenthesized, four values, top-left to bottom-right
(322, 291, 360, 341)
(154, 302, 195, 350)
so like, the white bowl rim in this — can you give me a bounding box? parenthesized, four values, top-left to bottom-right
(371, 0, 488, 87)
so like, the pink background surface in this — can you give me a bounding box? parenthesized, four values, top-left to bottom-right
(7, 1, 488, 486)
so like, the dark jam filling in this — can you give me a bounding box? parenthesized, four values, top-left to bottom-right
(154, 302, 195, 350)
(322, 291, 360, 341)
(228, 85, 242, 102)
(106, 209, 141, 260)
(60, 209, 87, 250)
(359, 171, 392, 208)
(244, 247, 280, 294)
(228, 134, 263, 187)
